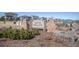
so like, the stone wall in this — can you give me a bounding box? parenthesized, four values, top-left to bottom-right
(0, 21, 16, 29)
(0, 20, 57, 33)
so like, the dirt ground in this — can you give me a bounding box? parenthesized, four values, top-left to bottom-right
(0, 32, 79, 47)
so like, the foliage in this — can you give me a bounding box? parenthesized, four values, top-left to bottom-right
(0, 16, 5, 21)
(0, 28, 40, 40)
(32, 29, 40, 35)
(0, 31, 3, 38)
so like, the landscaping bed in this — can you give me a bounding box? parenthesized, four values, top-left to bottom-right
(0, 32, 78, 47)
(0, 27, 40, 40)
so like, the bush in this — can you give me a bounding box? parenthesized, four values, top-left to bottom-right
(0, 28, 40, 40)
(2, 27, 13, 38)
(0, 31, 3, 38)
(32, 29, 40, 35)
(25, 30, 35, 39)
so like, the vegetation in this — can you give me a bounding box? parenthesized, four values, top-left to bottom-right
(0, 16, 5, 21)
(0, 27, 40, 40)
(32, 29, 40, 35)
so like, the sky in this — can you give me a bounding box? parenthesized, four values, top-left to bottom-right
(0, 12, 79, 20)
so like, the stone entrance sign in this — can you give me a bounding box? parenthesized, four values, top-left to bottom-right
(32, 20, 45, 29)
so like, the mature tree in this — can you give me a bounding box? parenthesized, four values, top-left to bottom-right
(31, 15, 39, 20)
(0, 16, 5, 21)
(4, 12, 18, 21)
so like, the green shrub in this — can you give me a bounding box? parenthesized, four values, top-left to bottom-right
(25, 30, 35, 39)
(3, 27, 13, 38)
(0, 31, 3, 38)
(32, 29, 40, 35)
(0, 28, 40, 40)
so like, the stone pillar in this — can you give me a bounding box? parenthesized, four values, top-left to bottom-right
(43, 20, 47, 32)
(46, 20, 56, 32)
